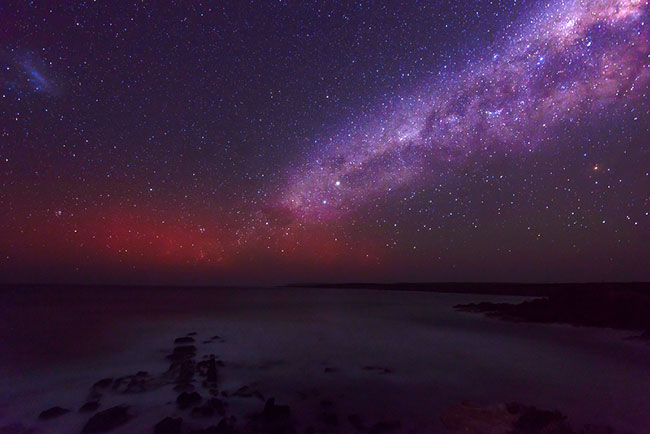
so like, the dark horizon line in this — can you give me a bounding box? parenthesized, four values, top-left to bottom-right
(1, 280, 648, 293)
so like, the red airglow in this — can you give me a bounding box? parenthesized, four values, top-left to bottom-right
(1, 202, 386, 282)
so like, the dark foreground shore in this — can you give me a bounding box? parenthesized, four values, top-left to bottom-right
(18, 330, 636, 434)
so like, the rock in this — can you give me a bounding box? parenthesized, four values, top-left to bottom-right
(209, 398, 226, 415)
(79, 401, 100, 413)
(232, 386, 253, 398)
(112, 372, 152, 393)
(187, 332, 197, 336)
(441, 402, 573, 434)
(206, 359, 218, 382)
(455, 284, 650, 338)
(81, 405, 131, 433)
(174, 359, 196, 385)
(92, 378, 113, 389)
(38, 407, 70, 420)
(177, 391, 202, 409)
(167, 345, 197, 362)
(579, 425, 625, 434)
(362, 365, 394, 374)
(175, 336, 195, 344)
(187, 417, 238, 434)
(512, 404, 568, 432)
(198, 356, 218, 382)
(192, 404, 216, 417)
(263, 398, 290, 421)
(173, 383, 196, 393)
(441, 402, 518, 434)
(153, 417, 183, 434)
(368, 420, 401, 434)
(191, 398, 225, 418)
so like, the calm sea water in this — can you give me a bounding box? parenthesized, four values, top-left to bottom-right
(0, 286, 649, 433)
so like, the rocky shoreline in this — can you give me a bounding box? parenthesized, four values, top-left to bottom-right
(2, 329, 632, 434)
(455, 286, 650, 341)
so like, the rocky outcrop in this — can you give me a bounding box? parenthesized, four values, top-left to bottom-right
(455, 287, 650, 339)
(153, 416, 183, 434)
(177, 391, 202, 409)
(38, 407, 69, 420)
(441, 402, 630, 434)
(81, 405, 131, 433)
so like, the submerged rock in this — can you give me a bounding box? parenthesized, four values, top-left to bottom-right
(153, 417, 183, 434)
(112, 371, 155, 394)
(247, 398, 294, 434)
(92, 378, 113, 389)
(263, 398, 291, 421)
(177, 391, 202, 409)
(441, 402, 518, 434)
(188, 418, 238, 434)
(38, 406, 70, 420)
(175, 336, 195, 344)
(167, 345, 197, 362)
(79, 401, 100, 413)
(192, 398, 227, 417)
(228, 385, 263, 401)
(81, 405, 131, 433)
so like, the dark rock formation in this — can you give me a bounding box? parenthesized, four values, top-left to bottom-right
(362, 365, 394, 374)
(188, 418, 238, 434)
(81, 405, 131, 433)
(191, 398, 226, 419)
(92, 378, 113, 389)
(455, 285, 650, 337)
(438, 402, 623, 434)
(197, 355, 219, 387)
(167, 345, 197, 362)
(112, 371, 153, 394)
(153, 417, 183, 434)
(175, 336, 195, 344)
(177, 391, 202, 409)
(263, 398, 290, 421)
(38, 407, 69, 420)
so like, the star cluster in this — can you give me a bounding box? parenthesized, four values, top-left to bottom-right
(0, 0, 648, 284)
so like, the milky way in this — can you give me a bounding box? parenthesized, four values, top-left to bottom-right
(282, 0, 650, 220)
(0, 0, 648, 283)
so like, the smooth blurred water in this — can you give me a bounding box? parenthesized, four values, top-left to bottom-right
(0, 286, 649, 433)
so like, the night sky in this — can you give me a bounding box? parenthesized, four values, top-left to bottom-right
(1, 0, 649, 285)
